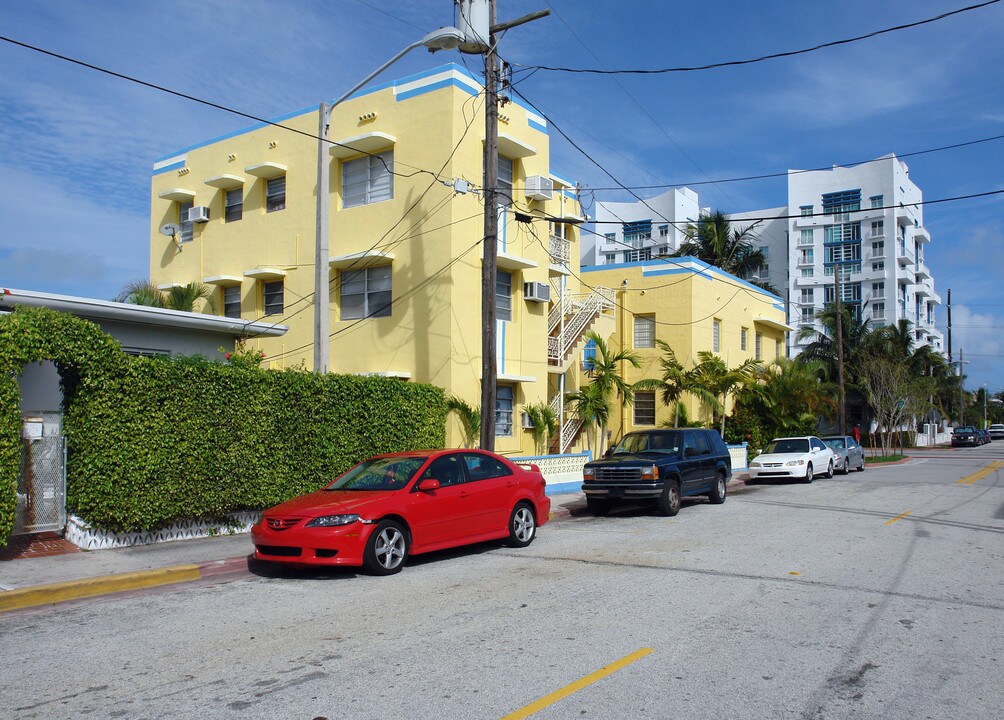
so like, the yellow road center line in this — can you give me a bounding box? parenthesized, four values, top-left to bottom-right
(957, 461, 1003, 486)
(884, 510, 912, 526)
(500, 647, 653, 720)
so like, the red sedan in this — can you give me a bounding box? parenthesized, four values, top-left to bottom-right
(251, 449, 550, 575)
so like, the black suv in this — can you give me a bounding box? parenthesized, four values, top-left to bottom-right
(581, 428, 732, 517)
(952, 425, 978, 447)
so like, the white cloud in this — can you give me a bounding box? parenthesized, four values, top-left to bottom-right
(0, 164, 147, 299)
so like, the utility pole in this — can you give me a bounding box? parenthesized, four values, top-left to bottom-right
(314, 103, 331, 374)
(959, 347, 965, 425)
(946, 288, 952, 366)
(459, 0, 548, 450)
(478, 0, 499, 450)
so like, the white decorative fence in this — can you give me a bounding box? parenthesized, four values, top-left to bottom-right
(727, 443, 749, 471)
(66, 511, 260, 551)
(512, 451, 591, 494)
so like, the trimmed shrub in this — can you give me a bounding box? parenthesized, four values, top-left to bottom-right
(0, 306, 446, 542)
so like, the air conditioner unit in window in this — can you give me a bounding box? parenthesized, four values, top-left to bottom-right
(523, 281, 550, 303)
(525, 175, 553, 201)
(185, 206, 210, 223)
(521, 412, 535, 429)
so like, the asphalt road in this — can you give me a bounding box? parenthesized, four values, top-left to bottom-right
(2, 447, 1001, 720)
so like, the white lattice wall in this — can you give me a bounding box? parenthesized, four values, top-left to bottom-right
(66, 511, 260, 550)
(513, 452, 591, 494)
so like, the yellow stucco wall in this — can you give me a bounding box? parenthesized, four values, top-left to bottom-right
(580, 260, 789, 439)
(149, 64, 585, 455)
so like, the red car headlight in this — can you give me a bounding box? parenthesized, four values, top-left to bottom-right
(305, 514, 361, 528)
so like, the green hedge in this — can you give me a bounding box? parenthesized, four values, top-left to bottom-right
(0, 306, 446, 542)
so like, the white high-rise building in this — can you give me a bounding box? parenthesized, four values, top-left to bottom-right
(585, 187, 700, 265)
(787, 153, 943, 356)
(581, 153, 944, 360)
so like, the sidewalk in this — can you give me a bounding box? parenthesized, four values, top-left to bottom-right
(1, 477, 750, 612)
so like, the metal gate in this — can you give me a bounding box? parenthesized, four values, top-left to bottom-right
(15, 432, 66, 536)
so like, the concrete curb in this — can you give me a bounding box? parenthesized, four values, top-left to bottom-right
(3, 477, 755, 612)
(0, 564, 202, 612)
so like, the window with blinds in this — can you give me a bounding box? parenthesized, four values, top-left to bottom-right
(266, 176, 286, 212)
(223, 285, 241, 319)
(495, 385, 514, 437)
(225, 188, 243, 222)
(178, 201, 193, 243)
(633, 391, 656, 425)
(342, 151, 393, 208)
(497, 156, 514, 207)
(496, 270, 512, 321)
(634, 315, 655, 348)
(340, 265, 392, 320)
(263, 281, 283, 316)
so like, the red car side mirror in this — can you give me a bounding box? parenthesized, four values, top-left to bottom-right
(417, 478, 441, 492)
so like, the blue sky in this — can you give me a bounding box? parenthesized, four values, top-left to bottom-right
(1, 1, 1002, 393)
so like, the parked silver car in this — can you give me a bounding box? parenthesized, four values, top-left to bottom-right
(821, 435, 866, 474)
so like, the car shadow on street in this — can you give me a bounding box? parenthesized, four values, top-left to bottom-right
(570, 497, 711, 519)
(245, 539, 511, 580)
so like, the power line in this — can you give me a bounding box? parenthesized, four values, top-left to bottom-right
(584, 189, 1004, 225)
(268, 234, 486, 362)
(512, 1, 1000, 75)
(241, 89, 487, 338)
(0, 34, 449, 184)
(524, 133, 1004, 193)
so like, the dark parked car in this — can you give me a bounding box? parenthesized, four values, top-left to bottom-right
(581, 428, 732, 517)
(821, 435, 866, 473)
(952, 425, 978, 447)
(978, 428, 991, 444)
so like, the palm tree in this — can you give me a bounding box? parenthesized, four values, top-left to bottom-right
(632, 339, 689, 427)
(581, 330, 641, 456)
(673, 209, 779, 295)
(737, 358, 836, 439)
(164, 283, 217, 313)
(688, 351, 760, 436)
(446, 396, 481, 448)
(565, 383, 608, 456)
(115, 280, 166, 307)
(523, 401, 559, 455)
(115, 280, 217, 313)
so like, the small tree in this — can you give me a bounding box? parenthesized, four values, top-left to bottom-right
(632, 339, 689, 428)
(566, 383, 609, 456)
(688, 351, 759, 437)
(581, 330, 641, 457)
(858, 355, 930, 455)
(446, 396, 481, 449)
(524, 401, 559, 455)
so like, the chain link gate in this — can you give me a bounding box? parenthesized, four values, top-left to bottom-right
(15, 431, 66, 536)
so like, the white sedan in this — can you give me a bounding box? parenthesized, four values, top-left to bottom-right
(748, 436, 835, 483)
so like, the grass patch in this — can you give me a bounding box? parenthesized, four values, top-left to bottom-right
(866, 455, 907, 464)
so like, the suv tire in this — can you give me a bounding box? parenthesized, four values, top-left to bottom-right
(657, 479, 681, 517)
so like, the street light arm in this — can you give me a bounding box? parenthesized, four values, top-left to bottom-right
(329, 27, 465, 110)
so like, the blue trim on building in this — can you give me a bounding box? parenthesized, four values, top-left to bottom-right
(152, 160, 186, 176)
(396, 77, 478, 102)
(527, 118, 547, 134)
(153, 105, 316, 164)
(581, 256, 783, 302)
(499, 321, 506, 374)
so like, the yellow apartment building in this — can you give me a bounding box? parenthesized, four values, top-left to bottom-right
(580, 258, 790, 440)
(149, 63, 613, 455)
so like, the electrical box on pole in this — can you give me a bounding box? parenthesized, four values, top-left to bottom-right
(456, 0, 490, 53)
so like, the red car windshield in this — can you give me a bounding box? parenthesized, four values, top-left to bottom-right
(325, 457, 427, 491)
